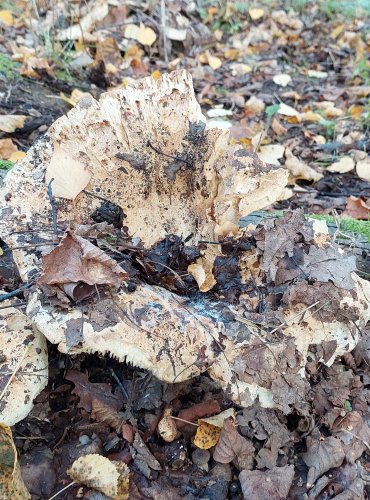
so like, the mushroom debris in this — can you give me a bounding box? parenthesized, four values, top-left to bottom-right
(0, 70, 369, 418)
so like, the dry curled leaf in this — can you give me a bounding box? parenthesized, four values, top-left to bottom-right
(91, 398, 125, 431)
(67, 453, 129, 499)
(0, 115, 26, 133)
(239, 465, 295, 500)
(213, 417, 255, 465)
(303, 436, 345, 488)
(157, 408, 179, 442)
(38, 232, 127, 288)
(66, 370, 123, 413)
(343, 196, 370, 219)
(176, 400, 221, 429)
(332, 411, 370, 463)
(285, 149, 323, 183)
(0, 423, 30, 499)
(327, 156, 355, 173)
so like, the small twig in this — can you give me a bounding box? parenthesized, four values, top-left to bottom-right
(268, 301, 321, 335)
(48, 481, 76, 500)
(0, 344, 30, 401)
(170, 415, 199, 427)
(147, 140, 187, 164)
(0, 284, 32, 302)
(161, 0, 168, 63)
(47, 178, 58, 241)
(110, 369, 129, 400)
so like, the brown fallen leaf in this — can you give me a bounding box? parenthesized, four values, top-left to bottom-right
(343, 196, 370, 219)
(0, 423, 31, 499)
(332, 411, 370, 463)
(67, 454, 129, 499)
(213, 417, 255, 466)
(157, 408, 179, 442)
(303, 435, 345, 488)
(0, 115, 26, 133)
(0, 138, 18, 160)
(176, 400, 221, 429)
(91, 398, 125, 432)
(284, 149, 323, 183)
(131, 432, 161, 478)
(239, 465, 295, 500)
(19, 56, 55, 79)
(38, 232, 127, 288)
(66, 370, 123, 413)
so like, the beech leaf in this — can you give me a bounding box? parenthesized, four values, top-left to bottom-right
(213, 417, 255, 464)
(239, 465, 295, 500)
(303, 436, 345, 488)
(38, 232, 127, 288)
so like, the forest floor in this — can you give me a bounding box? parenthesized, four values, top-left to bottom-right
(0, 1, 370, 499)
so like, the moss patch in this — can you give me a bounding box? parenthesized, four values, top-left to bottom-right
(0, 53, 20, 79)
(309, 214, 370, 242)
(0, 160, 14, 170)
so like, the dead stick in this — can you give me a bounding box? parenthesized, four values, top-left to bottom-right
(47, 178, 58, 241)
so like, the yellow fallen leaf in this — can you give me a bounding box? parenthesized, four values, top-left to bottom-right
(327, 156, 354, 173)
(214, 29, 223, 41)
(137, 23, 157, 46)
(331, 24, 344, 39)
(249, 7, 264, 20)
(285, 149, 323, 183)
(151, 69, 161, 80)
(60, 89, 92, 107)
(0, 138, 18, 160)
(224, 49, 240, 60)
(356, 157, 370, 182)
(0, 247, 3, 256)
(278, 103, 299, 117)
(245, 96, 265, 115)
(298, 111, 323, 122)
(0, 9, 14, 26)
(0, 423, 31, 499)
(0, 115, 26, 133)
(9, 151, 26, 162)
(194, 421, 222, 449)
(273, 73, 292, 87)
(68, 454, 129, 499)
(307, 70, 328, 79)
(208, 54, 222, 70)
(124, 23, 140, 40)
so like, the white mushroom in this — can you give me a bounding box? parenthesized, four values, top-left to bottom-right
(0, 70, 369, 414)
(0, 303, 48, 425)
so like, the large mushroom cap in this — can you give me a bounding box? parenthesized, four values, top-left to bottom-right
(1, 70, 369, 414)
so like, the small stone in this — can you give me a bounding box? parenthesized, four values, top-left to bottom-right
(192, 448, 210, 471)
(210, 462, 232, 482)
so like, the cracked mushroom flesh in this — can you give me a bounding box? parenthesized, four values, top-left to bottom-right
(1, 70, 369, 413)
